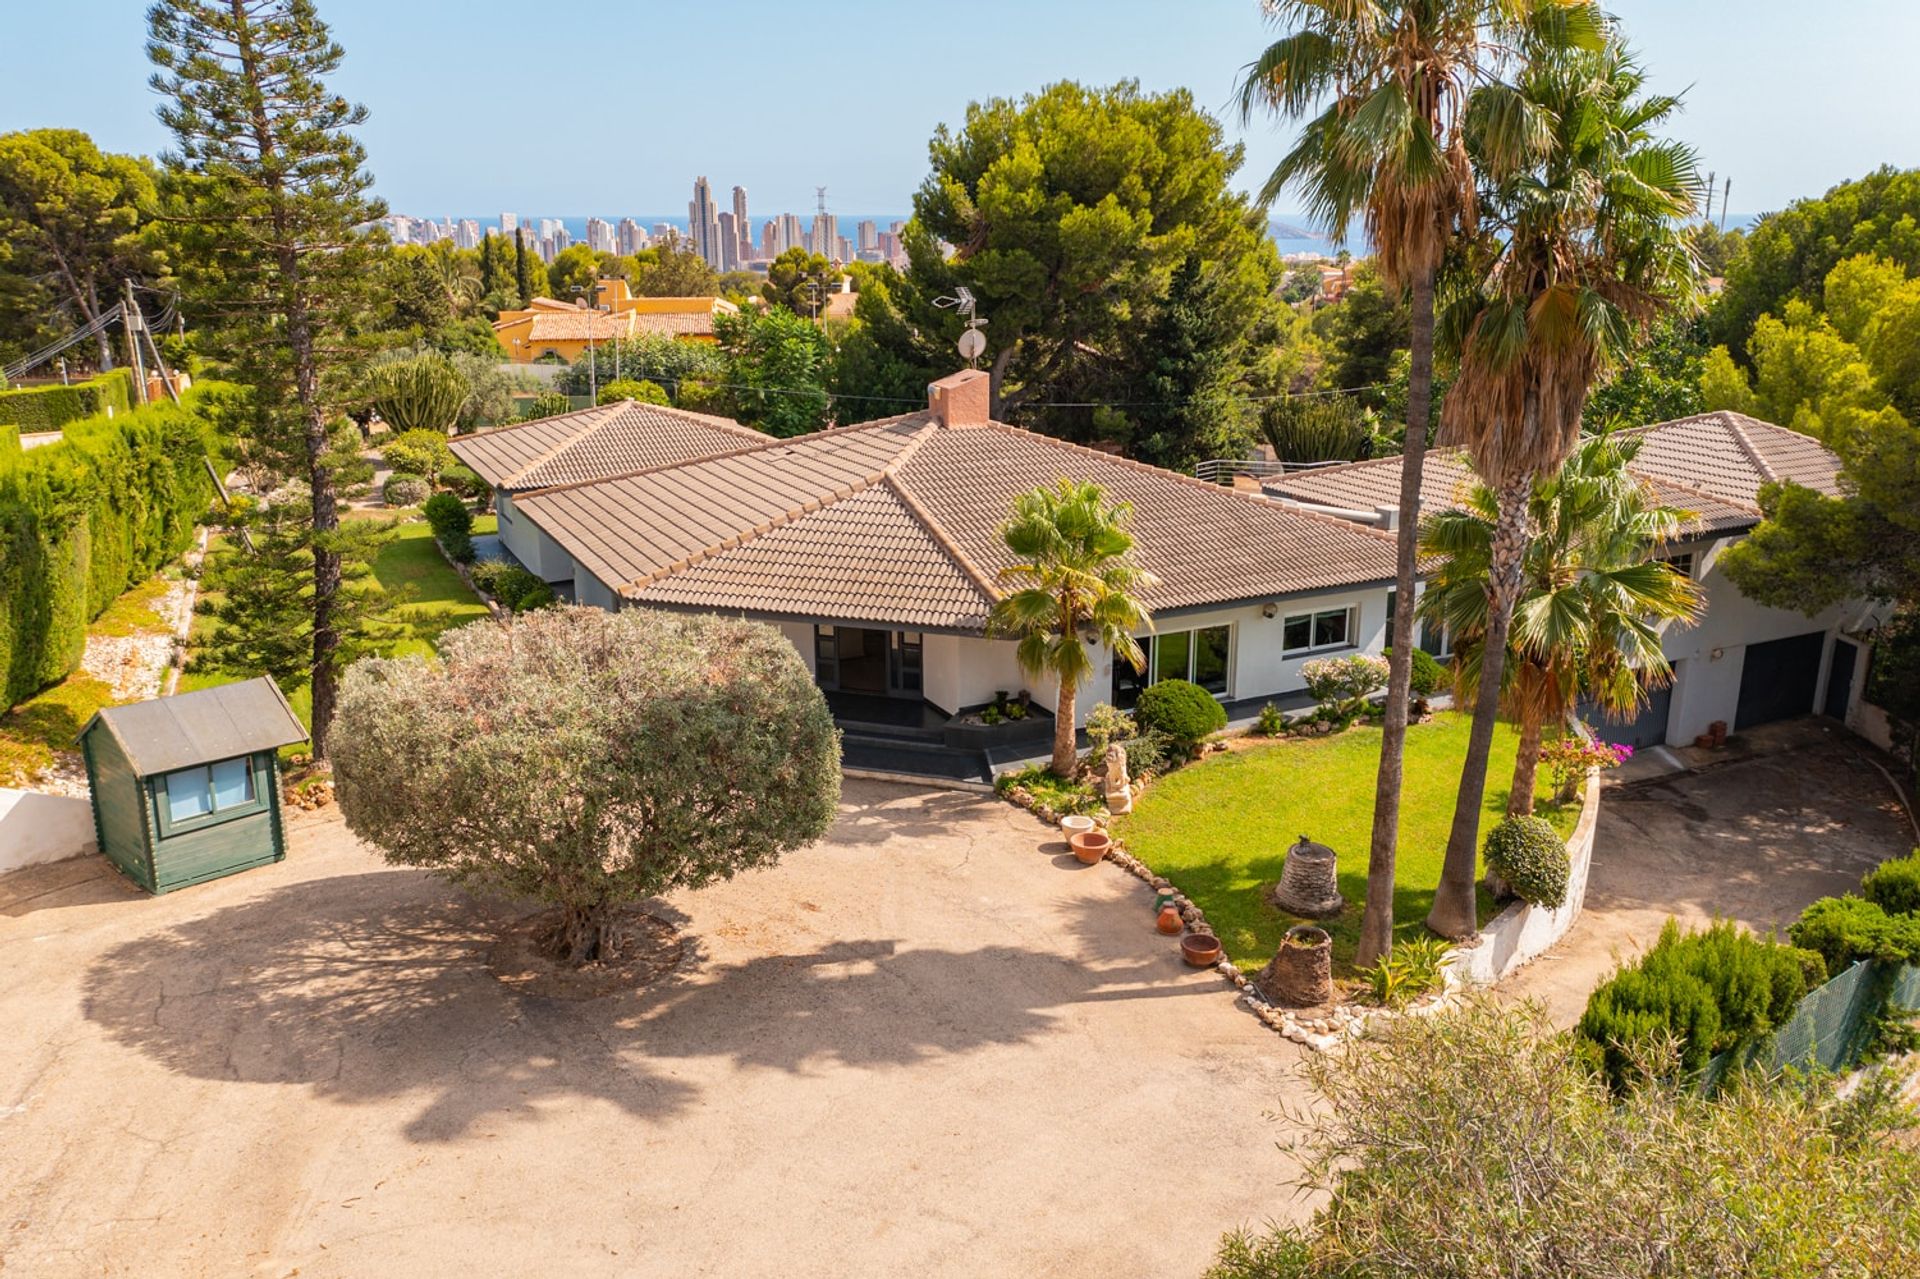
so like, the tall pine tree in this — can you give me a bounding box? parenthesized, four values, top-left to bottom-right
(148, 0, 383, 754)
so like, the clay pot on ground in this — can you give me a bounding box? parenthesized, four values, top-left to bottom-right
(1156, 904, 1183, 935)
(1180, 932, 1223, 967)
(1069, 830, 1112, 864)
(1255, 925, 1333, 1008)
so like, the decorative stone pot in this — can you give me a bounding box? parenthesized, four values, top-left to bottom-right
(1059, 814, 1096, 839)
(1255, 925, 1333, 1008)
(1069, 830, 1112, 864)
(1156, 904, 1183, 935)
(1180, 932, 1223, 967)
(1270, 835, 1346, 918)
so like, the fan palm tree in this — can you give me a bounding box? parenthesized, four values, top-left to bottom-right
(989, 480, 1156, 778)
(1418, 432, 1703, 820)
(1236, 0, 1601, 964)
(1425, 36, 1703, 934)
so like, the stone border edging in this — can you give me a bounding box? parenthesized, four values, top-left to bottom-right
(1444, 767, 1604, 986)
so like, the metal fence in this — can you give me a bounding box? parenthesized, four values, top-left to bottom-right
(1702, 960, 1920, 1091)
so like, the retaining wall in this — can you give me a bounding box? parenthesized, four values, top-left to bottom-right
(1447, 769, 1602, 986)
(0, 787, 97, 875)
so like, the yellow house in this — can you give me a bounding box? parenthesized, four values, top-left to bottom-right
(493, 279, 739, 363)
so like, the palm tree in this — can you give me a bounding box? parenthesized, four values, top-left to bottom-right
(989, 480, 1156, 777)
(1426, 36, 1703, 934)
(1236, 0, 1599, 965)
(1418, 432, 1704, 818)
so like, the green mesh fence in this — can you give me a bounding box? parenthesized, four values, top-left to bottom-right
(1703, 961, 1920, 1092)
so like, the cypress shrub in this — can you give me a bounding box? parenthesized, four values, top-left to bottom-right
(1862, 848, 1920, 916)
(1576, 919, 1820, 1092)
(1788, 894, 1920, 975)
(0, 423, 18, 459)
(0, 370, 135, 432)
(0, 381, 235, 709)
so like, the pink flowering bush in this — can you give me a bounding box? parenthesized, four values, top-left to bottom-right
(1542, 731, 1633, 801)
(1301, 653, 1391, 719)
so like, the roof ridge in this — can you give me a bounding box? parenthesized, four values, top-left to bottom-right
(515, 414, 933, 500)
(966, 420, 1399, 546)
(622, 468, 893, 593)
(505, 404, 625, 487)
(447, 400, 610, 450)
(881, 471, 1002, 604)
(1719, 413, 1779, 485)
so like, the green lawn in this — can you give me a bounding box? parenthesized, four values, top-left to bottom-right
(182, 515, 495, 737)
(1114, 713, 1576, 974)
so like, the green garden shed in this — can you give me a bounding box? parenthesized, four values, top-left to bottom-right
(76, 678, 307, 894)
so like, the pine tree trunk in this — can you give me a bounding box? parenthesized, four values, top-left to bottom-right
(1051, 672, 1078, 778)
(1510, 709, 1544, 818)
(1356, 265, 1436, 970)
(1428, 476, 1532, 938)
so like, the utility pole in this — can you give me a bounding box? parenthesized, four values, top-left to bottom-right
(123, 279, 149, 406)
(1703, 170, 1715, 224)
(1720, 178, 1731, 233)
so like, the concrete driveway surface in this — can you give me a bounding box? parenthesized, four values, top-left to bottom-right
(1502, 720, 1917, 1024)
(0, 780, 1306, 1279)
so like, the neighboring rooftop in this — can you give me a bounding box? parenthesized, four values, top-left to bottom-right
(1263, 411, 1842, 535)
(449, 400, 771, 491)
(77, 677, 307, 777)
(509, 372, 1399, 633)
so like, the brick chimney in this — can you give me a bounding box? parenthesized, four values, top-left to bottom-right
(927, 369, 990, 427)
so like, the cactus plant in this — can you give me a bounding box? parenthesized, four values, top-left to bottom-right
(367, 350, 469, 434)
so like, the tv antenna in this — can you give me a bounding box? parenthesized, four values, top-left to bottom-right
(934, 286, 988, 367)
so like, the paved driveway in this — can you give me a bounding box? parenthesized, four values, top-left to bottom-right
(1502, 721, 1917, 1024)
(0, 780, 1305, 1278)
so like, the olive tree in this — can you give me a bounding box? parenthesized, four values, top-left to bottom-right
(331, 607, 842, 965)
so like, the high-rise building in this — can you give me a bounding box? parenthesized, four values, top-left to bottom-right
(585, 216, 615, 254)
(617, 217, 648, 255)
(717, 211, 741, 272)
(777, 213, 805, 256)
(808, 212, 835, 259)
(857, 220, 877, 253)
(759, 219, 779, 260)
(688, 176, 723, 269)
(731, 185, 751, 265)
(456, 218, 482, 249)
(878, 230, 904, 267)
(500, 212, 519, 235)
(653, 221, 675, 243)
(835, 235, 853, 265)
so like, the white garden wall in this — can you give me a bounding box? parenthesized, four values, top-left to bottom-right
(0, 788, 96, 875)
(1446, 770, 1603, 986)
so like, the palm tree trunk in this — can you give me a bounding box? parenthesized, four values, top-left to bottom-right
(1509, 708, 1544, 818)
(1051, 673, 1078, 778)
(1356, 265, 1436, 969)
(1427, 476, 1531, 938)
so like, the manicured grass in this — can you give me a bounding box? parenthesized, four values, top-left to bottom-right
(182, 515, 495, 739)
(1114, 713, 1576, 974)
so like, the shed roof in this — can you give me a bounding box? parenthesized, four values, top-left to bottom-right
(79, 677, 307, 777)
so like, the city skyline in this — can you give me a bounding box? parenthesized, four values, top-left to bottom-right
(3, 1, 1914, 217)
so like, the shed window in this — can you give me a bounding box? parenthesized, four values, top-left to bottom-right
(158, 756, 261, 832)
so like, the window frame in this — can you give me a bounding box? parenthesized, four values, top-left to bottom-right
(1281, 605, 1358, 658)
(1119, 624, 1235, 702)
(152, 754, 267, 838)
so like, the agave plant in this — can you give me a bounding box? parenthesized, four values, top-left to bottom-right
(366, 350, 469, 435)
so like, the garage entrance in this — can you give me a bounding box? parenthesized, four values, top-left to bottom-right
(1735, 632, 1825, 730)
(1578, 667, 1676, 750)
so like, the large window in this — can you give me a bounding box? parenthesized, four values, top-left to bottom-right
(157, 756, 261, 833)
(1114, 624, 1231, 705)
(1282, 605, 1355, 657)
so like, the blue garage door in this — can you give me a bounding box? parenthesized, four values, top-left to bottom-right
(1578, 670, 1675, 751)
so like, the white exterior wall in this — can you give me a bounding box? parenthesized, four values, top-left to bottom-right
(0, 788, 96, 873)
(777, 621, 818, 680)
(574, 568, 619, 611)
(495, 492, 578, 584)
(1658, 536, 1853, 745)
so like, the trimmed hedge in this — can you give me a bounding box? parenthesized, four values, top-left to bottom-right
(0, 381, 239, 708)
(1136, 678, 1227, 753)
(0, 369, 135, 433)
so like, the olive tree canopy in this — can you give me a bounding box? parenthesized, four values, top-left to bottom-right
(331, 607, 842, 964)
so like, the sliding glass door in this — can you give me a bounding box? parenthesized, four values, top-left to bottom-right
(1113, 623, 1232, 706)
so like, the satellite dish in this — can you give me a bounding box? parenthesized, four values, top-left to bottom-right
(956, 328, 987, 362)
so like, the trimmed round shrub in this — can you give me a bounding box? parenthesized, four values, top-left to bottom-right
(597, 378, 670, 406)
(439, 463, 490, 505)
(382, 472, 430, 507)
(380, 428, 453, 480)
(478, 563, 543, 610)
(1135, 679, 1226, 754)
(1482, 815, 1570, 909)
(423, 491, 470, 538)
(1862, 849, 1920, 916)
(1386, 646, 1448, 697)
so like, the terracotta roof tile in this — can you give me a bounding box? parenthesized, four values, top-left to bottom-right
(449, 401, 770, 490)
(630, 311, 718, 336)
(519, 310, 635, 342)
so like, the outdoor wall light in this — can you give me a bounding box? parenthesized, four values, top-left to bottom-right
(1261, 603, 1279, 619)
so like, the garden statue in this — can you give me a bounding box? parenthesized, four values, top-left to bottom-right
(1104, 743, 1132, 814)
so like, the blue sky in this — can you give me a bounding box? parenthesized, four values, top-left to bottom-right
(3, 0, 1914, 222)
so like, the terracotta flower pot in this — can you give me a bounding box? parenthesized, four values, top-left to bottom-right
(1181, 932, 1223, 967)
(1069, 830, 1111, 864)
(1156, 904, 1183, 935)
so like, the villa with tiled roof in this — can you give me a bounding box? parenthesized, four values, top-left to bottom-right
(1264, 412, 1880, 753)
